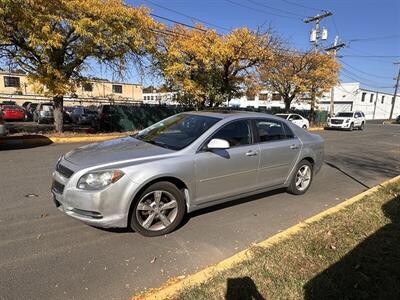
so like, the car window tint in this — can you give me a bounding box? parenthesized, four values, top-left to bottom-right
(282, 122, 295, 139)
(213, 120, 252, 147)
(293, 115, 302, 120)
(255, 119, 287, 142)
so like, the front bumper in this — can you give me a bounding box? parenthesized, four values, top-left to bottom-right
(52, 163, 139, 228)
(326, 122, 351, 129)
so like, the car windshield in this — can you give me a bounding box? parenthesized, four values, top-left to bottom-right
(134, 114, 220, 150)
(276, 114, 289, 119)
(335, 112, 354, 117)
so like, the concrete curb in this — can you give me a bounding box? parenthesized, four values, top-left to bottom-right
(308, 127, 324, 131)
(0, 134, 125, 146)
(132, 175, 400, 300)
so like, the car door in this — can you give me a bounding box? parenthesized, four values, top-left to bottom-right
(194, 119, 260, 204)
(354, 112, 362, 126)
(254, 119, 301, 188)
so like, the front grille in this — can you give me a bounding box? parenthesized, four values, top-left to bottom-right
(52, 180, 65, 194)
(331, 119, 344, 124)
(56, 163, 74, 178)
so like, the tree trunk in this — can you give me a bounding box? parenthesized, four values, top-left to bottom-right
(284, 98, 291, 113)
(309, 91, 316, 126)
(53, 95, 64, 133)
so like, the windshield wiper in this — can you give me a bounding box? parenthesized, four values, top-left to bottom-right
(142, 139, 176, 150)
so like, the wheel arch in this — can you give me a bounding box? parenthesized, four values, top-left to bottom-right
(126, 175, 190, 227)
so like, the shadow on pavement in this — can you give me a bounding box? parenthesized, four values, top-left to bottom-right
(304, 194, 400, 299)
(225, 276, 265, 300)
(0, 135, 53, 150)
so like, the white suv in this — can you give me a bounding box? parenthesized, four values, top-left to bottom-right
(327, 111, 365, 130)
(276, 113, 310, 129)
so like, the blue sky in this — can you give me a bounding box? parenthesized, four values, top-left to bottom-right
(114, 0, 400, 93)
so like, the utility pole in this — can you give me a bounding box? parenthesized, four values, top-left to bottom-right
(304, 11, 332, 51)
(389, 62, 400, 120)
(324, 37, 346, 116)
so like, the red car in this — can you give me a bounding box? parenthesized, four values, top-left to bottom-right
(1, 105, 26, 121)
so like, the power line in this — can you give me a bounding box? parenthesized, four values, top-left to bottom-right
(224, 0, 300, 20)
(347, 34, 400, 43)
(280, 0, 322, 12)
(341, 68, 392, 88)
(150, 13, 207, 32)
(341, 55, 400, 58)
(143, 0, 231, 32)
(339, 59, 393, 79)
(245, 0, 305, 17)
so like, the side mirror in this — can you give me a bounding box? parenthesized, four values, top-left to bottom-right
(207, 138, 230, 150)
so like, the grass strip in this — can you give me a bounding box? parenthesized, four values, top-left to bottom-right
(174, 181, 400, 300)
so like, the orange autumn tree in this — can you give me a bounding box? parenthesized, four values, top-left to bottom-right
(155, 26, 278, 108)
(258, 50, 340, 114)
(0, 0, 159, 132)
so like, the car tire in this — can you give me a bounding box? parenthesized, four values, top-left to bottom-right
(359, 122, 364, 130)
(287, 160, 313, 195)
(302, 125, 307, 129)
(349, 123, 354, 131)
(130, 182, 186, 237)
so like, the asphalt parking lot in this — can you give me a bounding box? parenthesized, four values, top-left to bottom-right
(0, 124, 399, 299)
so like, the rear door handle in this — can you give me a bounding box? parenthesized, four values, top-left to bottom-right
(290, 144, 299, 150)
(245, 150, 258, 157)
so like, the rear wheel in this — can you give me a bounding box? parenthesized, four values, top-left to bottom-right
(130, 182, 186, 237)
(287, 160, 313, 195)
(302, 125, 307, 129)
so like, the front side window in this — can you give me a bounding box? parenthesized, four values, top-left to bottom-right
(112, 84, 123, 94)
(135, 114, 220, 150)
(255, 119, 288, 142)
(212, 120, 252, 147)
(4, 76, 20, 87)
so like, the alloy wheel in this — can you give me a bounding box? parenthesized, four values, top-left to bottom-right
(135, 190, 178, 231)
(295, 165, 311, 192)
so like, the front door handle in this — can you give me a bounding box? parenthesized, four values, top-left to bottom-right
(290, 144, 299, 150)
(245, 150, 258, 157)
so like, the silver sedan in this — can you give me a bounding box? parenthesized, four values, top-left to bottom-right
(52, 111, 324, 236)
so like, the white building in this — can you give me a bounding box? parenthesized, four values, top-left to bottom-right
(143, 92, 178, 105)
(230, 82, 400, 120)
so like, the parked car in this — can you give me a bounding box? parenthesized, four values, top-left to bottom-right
(0, 111, 7, 136)
(25, 103, 38, 121)
(70, 106, 97, 125)
(276, 113, 310, 129)
(22, 101, 32, 109)
(0, 105, 26, 121)
(396, 115, 400, 124)
(326, 111, 365, 130)
(52, 111, 324, 236)
(33, 102, 54, 124)
(63, 107, 74, 124)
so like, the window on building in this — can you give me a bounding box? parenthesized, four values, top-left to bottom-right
(258, 93, 268, 101)
(272, 93, 281, 101)
(246, 93, 255, 101)
(82, 82, 93, 92)
(4, 76, 20, 87)
(112, 84, 123, 94)
(370, 94, 374, 103)
(381, 95, 385, 104)
(361, 92, 366, 102)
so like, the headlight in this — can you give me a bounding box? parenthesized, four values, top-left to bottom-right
(77, 170, 124, 190)
(345, 119, 350, 123)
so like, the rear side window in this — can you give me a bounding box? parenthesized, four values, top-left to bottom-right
(255, 119, 294, 142)
(212, 120, 252, 147)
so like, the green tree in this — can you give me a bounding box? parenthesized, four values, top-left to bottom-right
(0, 0, 158, 132)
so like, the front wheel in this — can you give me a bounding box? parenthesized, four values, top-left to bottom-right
(130, 182, 186, 237)
(359, 122, 364, 130)
(287, 160, 313, 195)
(349, 123, 354, 131)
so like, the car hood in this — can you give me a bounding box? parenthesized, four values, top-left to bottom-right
(64, 136, 174, 168)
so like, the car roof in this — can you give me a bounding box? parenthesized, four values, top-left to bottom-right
(184, 110, 278, 119)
